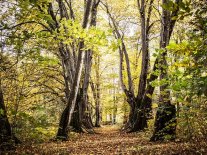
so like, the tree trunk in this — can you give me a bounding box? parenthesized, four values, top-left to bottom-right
(105, 3, 138, 130)
(122, 99, 136, 131)
(56, 43, 85, 139)
(0, 84, 12, 149)
(90, 79, 101, 127)
(56, 105, 70, 140)
(95, 101, 100, 127)
(56, 0, 93, 140)
(0, 60, 20, 150)
(112, 105, 117, 125)
(81, 49, 94, 130)
(150, 102, 176, 141)
(95, 80, 101, 127)
(0, 83, 18, 150)
(150, 0, 181, 141)
(80, 0, 100, 130)
(128, 102, 147, 132)
(95, 55, 101, 127)
(70, 91, 84, 133)
(129, 0, 154, 132)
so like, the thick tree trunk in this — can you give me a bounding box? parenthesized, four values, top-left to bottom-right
(56, 45, 85, 139)
(56, 105, 70, 140)
(80, 0, 100, 130)
(122, 99, 136, 131)
(129, 0, 154, 132)
(129, 101, 147, 132)
(89, 4, 101, 125)
(70, 92, 84, 133)
(130, 68, 157, 132)
(0, 85, 12, 149)
(0, 72, 20, 150)
(56, 0, 93, 140)
(0, 84, 18, 150)
(150, 0, 181, 141)
(150, 102, 176, 141)
(56, 43, 85, 139)
(57, 53, 83, 136)
(56, 41, 85, 140)
(81, 50, 94, 130)
(136, 0, 149, 100)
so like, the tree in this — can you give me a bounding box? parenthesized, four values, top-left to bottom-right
(0, 79, 13, 149)
(150, 0, 182, 141)
(0, 54, 20, 150)
(90, 54, 101, 127)
(0, 0, 102, 140)
(166, 0, 207, 140)
(56, 0, 95, 139)
(80, 0, 101, 131)
(103, 0, 155, 132)
(129, 0, 154, 132)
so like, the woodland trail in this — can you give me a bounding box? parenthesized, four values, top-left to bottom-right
(8, 126, 207, 155)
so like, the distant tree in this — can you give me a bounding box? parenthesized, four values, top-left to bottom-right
(103, 0, 155, 132)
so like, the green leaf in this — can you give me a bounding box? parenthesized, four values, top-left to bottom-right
(0, 109, 5, 116)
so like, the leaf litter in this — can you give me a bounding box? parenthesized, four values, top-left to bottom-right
(3, 125, 207, 155)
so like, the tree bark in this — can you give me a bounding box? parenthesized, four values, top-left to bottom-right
(80, 0, 100, 131)
(0, 81, 20, 150)
(95, 78, 101, 127)
(92, 54, 101, 127)
(56, 0, 94, 139)
(56, 41, 86, 139)
(128, 0, 154, 132)
(150, 0, 181, 141)
(0, 83, 12, 149)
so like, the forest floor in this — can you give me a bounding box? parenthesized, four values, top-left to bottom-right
(3, 125, 207, 155)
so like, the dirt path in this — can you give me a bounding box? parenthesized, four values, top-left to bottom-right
(10, 126, 207, 154)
